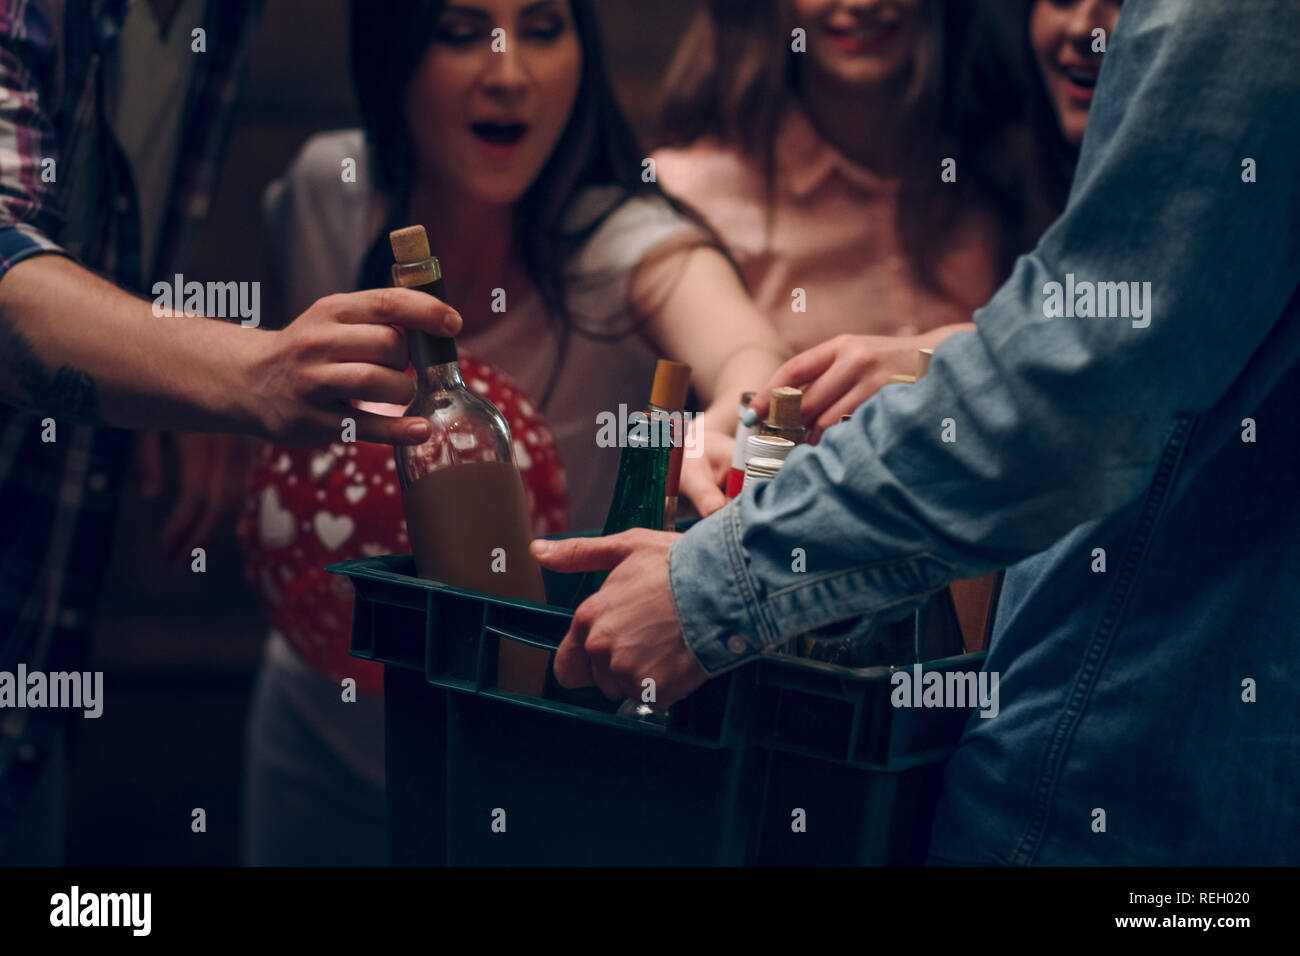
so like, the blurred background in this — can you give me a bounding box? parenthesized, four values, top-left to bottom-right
(69, 0, 703, 865)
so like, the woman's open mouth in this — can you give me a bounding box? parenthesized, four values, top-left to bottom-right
(1060, 64, 1101, 103)
(470, 122, 529, 153)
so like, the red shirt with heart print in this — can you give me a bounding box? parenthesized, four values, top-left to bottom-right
(237, 354, 567, 695)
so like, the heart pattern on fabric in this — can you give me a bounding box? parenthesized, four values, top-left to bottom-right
(258, 485, 296, 549)
(310, 451, 335, 479)
(313, 511, 355, 550)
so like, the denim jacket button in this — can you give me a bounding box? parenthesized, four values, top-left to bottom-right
(727, 635, 747, 654)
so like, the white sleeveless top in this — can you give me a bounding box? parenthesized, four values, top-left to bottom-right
(263, 129, 703, 531)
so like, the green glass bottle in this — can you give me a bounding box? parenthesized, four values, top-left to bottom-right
(569, 359, 689, 607)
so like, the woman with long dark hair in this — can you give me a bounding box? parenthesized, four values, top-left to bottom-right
(236, 0, 789, 864)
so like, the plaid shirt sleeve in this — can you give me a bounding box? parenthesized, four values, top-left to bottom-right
(0, 0, 71, 275)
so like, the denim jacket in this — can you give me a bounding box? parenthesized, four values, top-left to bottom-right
(668, 0, 1300, 864)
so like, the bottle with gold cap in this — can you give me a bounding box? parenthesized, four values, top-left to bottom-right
(572, 359, 689, 605)
(648, 358, 692, 531)
(389, 225, 550, 693)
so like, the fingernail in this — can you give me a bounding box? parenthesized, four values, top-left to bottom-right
(406, 421, 430, 441)
(531, 539, 552, 557)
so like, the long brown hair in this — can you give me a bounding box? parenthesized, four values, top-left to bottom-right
(657, 0, 1033, 294)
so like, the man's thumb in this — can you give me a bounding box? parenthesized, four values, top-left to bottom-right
(531, 533, 635, 573)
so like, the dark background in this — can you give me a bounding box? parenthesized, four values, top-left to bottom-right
(69, 0, 703, 865)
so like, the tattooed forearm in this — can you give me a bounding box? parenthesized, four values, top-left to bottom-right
(0, 312, 99, 419)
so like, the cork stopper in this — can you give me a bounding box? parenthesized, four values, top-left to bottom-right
(888, 374, 917, 385)
(390, 225, 431, 264)
(650, 359, 691, 411)
(767, 387, 803, 430)
(918, 348, 934, 378)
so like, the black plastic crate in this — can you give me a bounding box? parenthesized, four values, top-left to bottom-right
(333, 553, 988, 865)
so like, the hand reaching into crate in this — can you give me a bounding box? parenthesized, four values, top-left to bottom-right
(531, 529, 711, 708)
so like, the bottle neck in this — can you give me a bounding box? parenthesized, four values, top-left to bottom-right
(393, 259, 460, 371)
(414, 351, 465, 391)
(409, 329, 459, 372)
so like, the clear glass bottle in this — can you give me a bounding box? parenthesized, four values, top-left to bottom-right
(389, 225, 549, 694)
(390, 227, 514, 487)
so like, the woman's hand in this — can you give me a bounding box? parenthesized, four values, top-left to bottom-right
(634, 245, 788, 511)
(750, 326, 970, 442)
(678, 421, 732, 518)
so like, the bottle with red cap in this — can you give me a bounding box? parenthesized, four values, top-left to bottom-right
(724, 391, 759, 498)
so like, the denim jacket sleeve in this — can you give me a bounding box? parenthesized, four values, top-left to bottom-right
(669, 0, 1300, 674)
